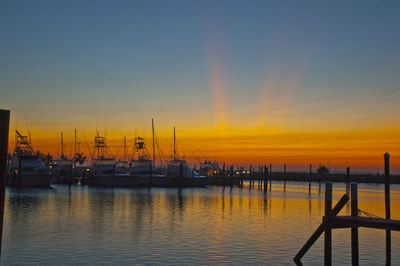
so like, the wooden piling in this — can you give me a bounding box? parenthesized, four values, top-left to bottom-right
(384, 153, 391, 265)
(178, 163, 184, 188)
(351, 182, 359, 265)
(269, 164, 272, 191)
(309, 164, 312, 193)
(264, 165, 268, 192)
(149, 163, 153, 187)
(346, 167, 350, 195)
(0, 110, 10, 259)
(324, 182, 332, 266)
(283, 164, 287, 191)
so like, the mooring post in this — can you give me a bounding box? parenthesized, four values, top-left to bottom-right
(222, 162, 226, 187)
(346, 167, 351, 195)
(284, 164, 287, 191)
(0, 110, 10, 259)
(309, 164, 312, 194)
(230, 165, 233, 187)
(269, 164, 272, 191)
(179, 163, 184, 188)
(384, 153, 391, 265)
(324, 182, 332, 266)
(351, 182, 359, 265)
(264, 166, 268, 192)
(149, 163, 153, 187)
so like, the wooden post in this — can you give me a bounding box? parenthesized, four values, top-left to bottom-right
(18, 157, 22, 189)
(179, 163, 184, 188)
(346, 167, 351, 195)
(222, 162, 226, 187)
(284, 164, 287, 191)
(351, 182, 359, 265)
(384, 153, 391, 265)
(69, 164, 72, 188)
(324, 182, 332, 266)
(0, 110, 10, 259)
(309, 164, 312, 194)
(112, 164, 116, 188)
(230, 165, 233, 187)
(149, 163, 153, 187)
(264, 166, 268, 192)
(269, 164, 272, 191)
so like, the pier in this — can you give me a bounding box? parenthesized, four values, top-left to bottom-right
(294, 154, 399, 265)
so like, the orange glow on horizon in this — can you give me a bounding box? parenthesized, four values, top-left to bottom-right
(7, 126, 400, 173)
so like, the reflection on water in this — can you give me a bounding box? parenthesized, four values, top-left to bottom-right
(2, 182, 400, 265)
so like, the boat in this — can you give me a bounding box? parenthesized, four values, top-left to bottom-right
(7, 130, 55, 187)
(54, 132, 74, 184)
(165, 127, 209, 187)
(86, 133, 135, 186)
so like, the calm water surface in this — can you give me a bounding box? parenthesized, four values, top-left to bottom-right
(2, 182, 400, 265)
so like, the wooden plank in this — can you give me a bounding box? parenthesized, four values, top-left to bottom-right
(326, 216, 400, 231)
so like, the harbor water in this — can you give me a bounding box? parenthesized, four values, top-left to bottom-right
(2, 182, 400, 265)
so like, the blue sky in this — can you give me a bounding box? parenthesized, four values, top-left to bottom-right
(1, 0, 400, 132)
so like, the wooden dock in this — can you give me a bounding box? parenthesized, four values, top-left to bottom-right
(294, 153, 398, 265)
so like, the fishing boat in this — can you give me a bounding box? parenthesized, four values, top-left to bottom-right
(86, 133, 134, 186)
(7, 130, 55, 187)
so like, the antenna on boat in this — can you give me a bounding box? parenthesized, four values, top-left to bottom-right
(173, 126, 176, 161)
(152, 119, 156, 165)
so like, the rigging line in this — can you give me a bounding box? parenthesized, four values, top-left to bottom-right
(358, 208, 383, 219)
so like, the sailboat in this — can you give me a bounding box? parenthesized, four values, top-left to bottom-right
(7, 130, 55, 187)
(54, 132, 74, 184)
(165, 127, 209, 187)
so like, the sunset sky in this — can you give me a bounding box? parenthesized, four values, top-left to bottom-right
(1, 1, 400, 173)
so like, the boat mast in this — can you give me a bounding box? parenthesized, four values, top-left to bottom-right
(123, 136, 127, 162)
(152, 119, 156, 164)
(173, 126, 176, 161)
(61, 132, 64, 158)
(74, 129, 77, 156)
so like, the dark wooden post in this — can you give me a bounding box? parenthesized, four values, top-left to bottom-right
(324, 182, 332, 266)
(112, 164, 116, 188)
(309, 164, 312, 193)
(284, 164, 287, 191)
(384, 153, 391, 265)
(18, 157, 22, 189)
(179, 163, 184, 188)
(346, 167, 351, 195)
(222, 162, 226, 187)
(149, 163, 153, 187)
(230, 165, 233, 187)
(269, 164, 272, 191)
(0, 110, 10, 259)
(351, 182, 359, 265)
(264, 166, 268, 192)
(69, 164, 73, 188)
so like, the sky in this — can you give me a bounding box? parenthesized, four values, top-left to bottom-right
(1, 0, 400, 173)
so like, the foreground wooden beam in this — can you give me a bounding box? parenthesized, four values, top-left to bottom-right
(325, 216, 400, 231)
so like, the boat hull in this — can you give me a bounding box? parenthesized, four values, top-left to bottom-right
(7, 174, 55, 187)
